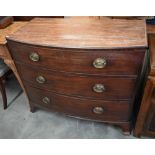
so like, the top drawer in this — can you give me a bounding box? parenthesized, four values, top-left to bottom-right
(7, 41, 145, 76)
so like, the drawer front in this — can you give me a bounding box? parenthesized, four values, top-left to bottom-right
(26, 85, 131, 122)
(17, 65, 136, 100)
(8, 41, 145, 75)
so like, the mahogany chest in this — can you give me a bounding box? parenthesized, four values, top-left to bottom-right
(6, 18, 147, 135)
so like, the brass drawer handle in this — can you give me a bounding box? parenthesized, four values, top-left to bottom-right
(42, 97, 50, 104)
(93, 58, 107, 69)
(29, 52, 40, 62)
(93, 107, 104, 114)
(93, 84, 105, 93)
(36, 76, 46, 84)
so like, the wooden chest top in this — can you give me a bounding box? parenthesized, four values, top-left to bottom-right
(7, 18, 147, 49)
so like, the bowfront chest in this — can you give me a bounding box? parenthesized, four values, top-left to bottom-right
(6, 18, 147, 135)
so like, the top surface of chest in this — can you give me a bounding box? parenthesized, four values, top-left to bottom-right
(7, 18, 147, 49)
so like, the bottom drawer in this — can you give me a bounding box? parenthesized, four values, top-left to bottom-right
(25, 85, 131, 122)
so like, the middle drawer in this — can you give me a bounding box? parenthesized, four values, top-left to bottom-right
(17, 64, 137, 100)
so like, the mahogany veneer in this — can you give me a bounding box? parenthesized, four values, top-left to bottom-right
(7, 41, 145, 76)
(16, 64, 137, 100)
(6, 18, 148, 135)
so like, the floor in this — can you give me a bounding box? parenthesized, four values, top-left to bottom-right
(0, 75, 145, 139)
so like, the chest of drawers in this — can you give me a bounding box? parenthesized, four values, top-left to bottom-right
(6, 18, 147, 135)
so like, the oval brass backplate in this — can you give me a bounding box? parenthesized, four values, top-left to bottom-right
(93, 107, 104, 114)
(42, 97, 50, 104)
(93, 58, 107, 69)
(36, 76, 46, 84)
(29, 52, 40, 62)
(93, 84, 105, 93)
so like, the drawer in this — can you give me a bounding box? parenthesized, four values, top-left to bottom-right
(8, 40, 145, 75)
(26, 85, 131, 122)
(17, 65, 137, 100)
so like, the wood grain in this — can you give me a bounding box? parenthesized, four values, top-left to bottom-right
(0, 21, 27, 44)
(134, 78, 154, 137)
(149, 34, 155, 76)
(26, 84, 131, 122)
(7, 40, 145, 76)
(134, 24, 155, 138)
(0, 21, 28, 97)
(16, 64, 137, 100)
(13, 16, 64, 21)
(147, 24, 155, 34)
(6, 18, 147, 49)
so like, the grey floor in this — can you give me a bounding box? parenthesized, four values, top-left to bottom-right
(0, 75, 143, 139)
